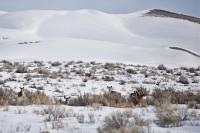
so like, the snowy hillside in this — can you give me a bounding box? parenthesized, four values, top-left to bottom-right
(0, 9, 200, 67)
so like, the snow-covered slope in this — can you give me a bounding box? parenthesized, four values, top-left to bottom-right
(0, 9, 200, 67)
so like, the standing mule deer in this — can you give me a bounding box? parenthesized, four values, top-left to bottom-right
(129, 89, 146, 105)
(107, 86, 121, 104)
(156, 80, 161, 86)
(18, 87, 24, 97)
(59, 95, 71, 105)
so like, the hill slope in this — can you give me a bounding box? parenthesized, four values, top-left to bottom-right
(0, 9, 199, 67)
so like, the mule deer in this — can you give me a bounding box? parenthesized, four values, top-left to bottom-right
(129, 89, 146, 105)
(107, 86, 121, 97)
(107, 86, 121, 103)
(59, 95, 71, 105)
(156, 80, 161, 86)
(18, 87, 24, 97)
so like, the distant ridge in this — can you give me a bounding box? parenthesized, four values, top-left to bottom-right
(169, 47, 200, 58)
(145, 9, 200, 24)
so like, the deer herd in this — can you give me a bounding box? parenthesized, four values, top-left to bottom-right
(17, 85, 154, 106)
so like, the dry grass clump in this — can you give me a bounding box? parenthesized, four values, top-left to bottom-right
(69, 86, 152, 108)
(24, 90, 53, 105)
(152, 88, 200, 105)
(34, 68, 50, 75)
(187, 101, 200, 109)
(98, 111, 150, 133)
(0, 87, 16, 106)
(1, 61, 29, 73)
(0, 87, 53, 106)
(15, 64, 29, 73)
(49, 71, 63, 79)
(152, 88, 173, 105)
(69, 92, 132, 108)
(33, 68, 63, 79)
(1, 60, 14, 72)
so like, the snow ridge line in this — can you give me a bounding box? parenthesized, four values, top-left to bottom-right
(169, 47, 200, 58)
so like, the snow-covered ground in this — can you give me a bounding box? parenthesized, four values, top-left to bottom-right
(0, 9, 199, 67)
(0, 105, 200, 133)
(0, 60, 199, 132)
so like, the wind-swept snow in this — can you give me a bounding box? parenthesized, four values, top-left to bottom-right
(0, 9, 199, 67)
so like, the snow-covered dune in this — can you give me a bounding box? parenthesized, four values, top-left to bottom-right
(0, 9, 199, 67)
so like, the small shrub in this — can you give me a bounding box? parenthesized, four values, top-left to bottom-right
(102, 76, 114, 81)
(152, 88, 173, 105)
(49, 71, 62, 79)
(187, 101, 200, 109)
(102, 112, 130, 130)
(3, 106, 9, 111)
(126, 69, 137, 74)
(156, 103, 188, 127)
(142, 80, 155, 84)
(88, 113, 95, 124)
(104, 63, 115, 70)
(51, 61, 62, 66)
(98, 111, 149, 133)
(166, 69, 173, 74)
(79, 83, 86, 87)
(194, 72, 199, 76)
(179, 75, 189, 84)
(85, 73, 91, 77)
(35, 68, 50, 75)
(42, 106, 66, 122)
(0, 80, 6, 85)
(52, 121, 64, 129)
(76, 114, 85, 123)
(119, 80, 126, 85)
(157, 64, 167, 70)
(188, 68, 196, 73)
(24, 74, 32, 81)
(15, 64, 28, 73)
(33, 61, 44, 67)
